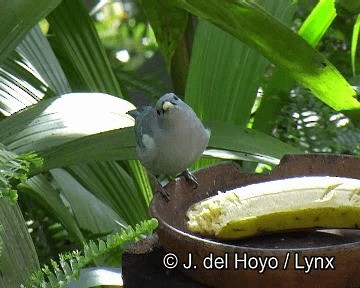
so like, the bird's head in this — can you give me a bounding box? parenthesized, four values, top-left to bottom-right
(155, 93, 182, 117)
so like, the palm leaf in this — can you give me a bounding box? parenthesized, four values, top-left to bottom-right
(0, 93, 135, 153)
(0, 53, 49, 116)
(185, 0, 297, 126)
(16, 25, 72, 95)
(253, 0, 337, 134)
(67, 161, 149, 225)
(298, 0, 336, 47)
(47, 0, 122, 95)
(50, 168, 128, 234)
(207, 121, 301, 163)
(0, 199, 40, 287)
(0, 146, 41, 286)
(35, 128, 136, 173)
(175, 0, 360, 120)
(18, 174, 85, 245)
(0, 0, 61, 63)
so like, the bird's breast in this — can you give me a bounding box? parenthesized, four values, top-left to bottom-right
(150, 120, 209, 174)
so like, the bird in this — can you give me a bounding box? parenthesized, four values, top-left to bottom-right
(127, 93, 210, 199)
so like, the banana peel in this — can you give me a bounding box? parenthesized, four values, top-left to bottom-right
(186, 176, 360, 240)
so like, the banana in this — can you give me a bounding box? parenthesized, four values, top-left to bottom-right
(186, 176, 360, 240)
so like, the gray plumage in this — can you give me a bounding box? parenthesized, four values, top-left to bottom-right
(127, 93, 210, 177)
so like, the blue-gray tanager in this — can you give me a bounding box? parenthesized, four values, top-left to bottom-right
(127, 93, 210, 198)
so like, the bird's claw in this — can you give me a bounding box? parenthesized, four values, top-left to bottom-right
(182, 169, 198, 189)
(153, 177, 170, 201)
(158, 185, 170, 201)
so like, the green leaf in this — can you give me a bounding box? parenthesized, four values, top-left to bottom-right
(351, 14, 360, 76)
(253, 0, 338, 134)
(36, 128, 136, 173)
(18, 174, 85, 244)
(175, 0, 360, 119)
(0, 93, 135, 154)
(186, 0, 297, 126)
(0, 53, 48, 116)
(207, 121, 301, 162)
(0, 199, 40, 287)
(32, 132, 152, 211)
(298, 0, 336, 47)
(47, 0, 122, 96)
(203, 149, 280, 166)
(140, 0, 188, 69)
(67, 161, 149, 226)
(125, 160, 153, 207)
(186, 20, 261, 126)
(51, 168, 128, 234)
(16, 25, 72, 96)
(0, 0, 61, 62)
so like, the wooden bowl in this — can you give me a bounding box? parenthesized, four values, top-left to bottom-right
(150, 154, 360, 288)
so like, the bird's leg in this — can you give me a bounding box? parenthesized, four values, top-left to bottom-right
(150, 174, 170, 201)
(156, 179, 170, 200)
(181, 169, 198, 189)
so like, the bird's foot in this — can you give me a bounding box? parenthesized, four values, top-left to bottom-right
(182, 169, 198, 189)
(158, 185, 170, 201)
(154, 177, 170, 201)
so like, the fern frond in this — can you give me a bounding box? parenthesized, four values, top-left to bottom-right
(22, 218, 158, 288)
(0, 144, 43, 204)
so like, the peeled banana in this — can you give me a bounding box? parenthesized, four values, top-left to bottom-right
(186, 176, 360, 240)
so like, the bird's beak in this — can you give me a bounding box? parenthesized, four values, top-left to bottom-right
(162, 101, 174, 111)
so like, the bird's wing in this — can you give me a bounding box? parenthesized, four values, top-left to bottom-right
(131, 106, 154, 149)
(127, 106, 151, 119)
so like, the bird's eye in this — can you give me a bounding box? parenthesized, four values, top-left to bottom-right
(173, 95, 179, 101)
(157, 109, 161, 116)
